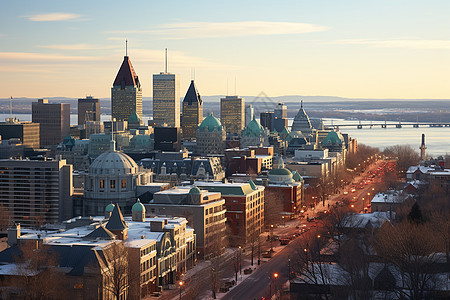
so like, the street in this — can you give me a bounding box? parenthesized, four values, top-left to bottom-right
(148, 159, 394, 299)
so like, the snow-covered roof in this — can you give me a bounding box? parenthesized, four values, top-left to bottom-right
(406, 165, 433, 174)
(371, 192, 404, 204)
(341, 212, 392, 228)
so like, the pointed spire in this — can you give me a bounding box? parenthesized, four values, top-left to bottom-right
(113, 55, 140, 87)
(183, 80, 202, 105)
(105, 204, 128, 231)
(301, 99, 303, 108)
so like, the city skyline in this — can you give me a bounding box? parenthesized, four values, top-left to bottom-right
(1, 1, 450, 99)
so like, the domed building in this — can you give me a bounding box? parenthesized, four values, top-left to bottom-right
(196, 113, 225, 156)
(240, 117, 269, 148)
(84, 151, 153, 215)
(265, 156, 303, 218)
(321, 130, 345, 153)
(268, 156, 295, 184)
(131, 199, 145, 222)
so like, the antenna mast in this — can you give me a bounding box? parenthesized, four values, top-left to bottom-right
(125, 40, 128, 56)
(10, 96, 12, 118)
(165, 48, 168, 73)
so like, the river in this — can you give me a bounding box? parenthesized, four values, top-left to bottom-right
(2, 114, 449, 157)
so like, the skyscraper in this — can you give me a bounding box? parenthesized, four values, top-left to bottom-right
(32, 99, 70, 147)
(245, 104, 254, 126)
(78, 96, 100, 125)
(182, 80, 203, 140)
(220, 95, 245, 134)
(153, 50, 180, 127)
(111, 56, 142, 122)
(0, 118, 40, 148)
(0, 158, 73, 226)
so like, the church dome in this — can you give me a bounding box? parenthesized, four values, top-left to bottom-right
(105, 203, 115, 212)
(90, 151, 138, 174)
(269, 168, 292, 176)
(322, 131, 344, 146)
(198, 113, 222, 132)
(128, 112, 140, 122)
(189, 186, 201, 195)
(242, 117, 265, 137)
(132, 199, 145, 212)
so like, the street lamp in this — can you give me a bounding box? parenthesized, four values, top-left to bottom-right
(270, 224, 274, 252)
(273, 273, 279, 297)
(238, 246, 242, 275)
(178, 281, 183, 300)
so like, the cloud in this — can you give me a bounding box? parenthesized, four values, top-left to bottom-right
(108, 21, 328, 39)
(38, 44, 121, 50)
(0, 52, 99, 63)
(25, 13, 82, 22)
(334, 38, 450, 49)
(130, 49, 233, 70)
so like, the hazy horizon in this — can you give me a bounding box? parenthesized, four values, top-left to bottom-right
(1, 1, 450, 99)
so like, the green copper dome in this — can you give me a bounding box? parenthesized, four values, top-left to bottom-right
(132, 199, 145, 212)
(242, 117, 265, 137)
(128, 113, 140, 122)
(322, 131, 343, 146)
(189, 186, 201, 194)
(105, 203, 115, 212)
(292, 171, 303, 182)
(198, 113, 222, 132)
(269, 168, 292, 176)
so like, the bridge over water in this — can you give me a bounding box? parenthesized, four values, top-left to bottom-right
(329, 122, 450, 129)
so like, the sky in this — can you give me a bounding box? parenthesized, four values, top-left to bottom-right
(1, 0, 450, 99)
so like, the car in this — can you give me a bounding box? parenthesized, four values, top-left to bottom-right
(343, 191, 349, 195)
(262, 251, 272, 258)
(351, 188, 356, 193)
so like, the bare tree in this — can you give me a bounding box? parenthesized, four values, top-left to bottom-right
(374, 221, 441, 300)
(384, 144, 420, 174)
(0, 205, 10, 231)
(11, 242, 64, 299)
(290, 229, 333, 300)
(264, 189, 284, 227)
(247, 229, 260, 266)
(96, 241, 130, 300)
(337, 235, 372, 300)
(207, 226, 229, 299)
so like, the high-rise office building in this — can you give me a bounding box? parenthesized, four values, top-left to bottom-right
(220, 95, 245, 134)
(78, 96, 100, 125)
(0, 158, 73, 226)
(153, 49, 180, 127)
(153, 74, 180, 127)
(182, 80, 203, 140)
(245, 104, 254, 126)
(0, 118, 40, 148)
(32, 99, 70, 147)
(260, 112, 274, 131)
(111, 56, 142, 121)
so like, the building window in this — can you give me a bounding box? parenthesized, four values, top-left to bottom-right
(99, 179, 104, 189)
(110, 180, 115, 189)
(121, 179, 127, 189)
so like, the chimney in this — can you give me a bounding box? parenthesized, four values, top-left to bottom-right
(150, 220, 165, 232)
(7, 223, 21, 247)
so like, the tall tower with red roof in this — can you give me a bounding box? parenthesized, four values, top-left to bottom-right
(111, 54, 142, 122)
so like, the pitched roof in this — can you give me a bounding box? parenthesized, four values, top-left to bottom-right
(113, 56, 140, 87)
(84, 225, 116, 240)
(183, 80, 202, 105)
(106, 204, 128, 231)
